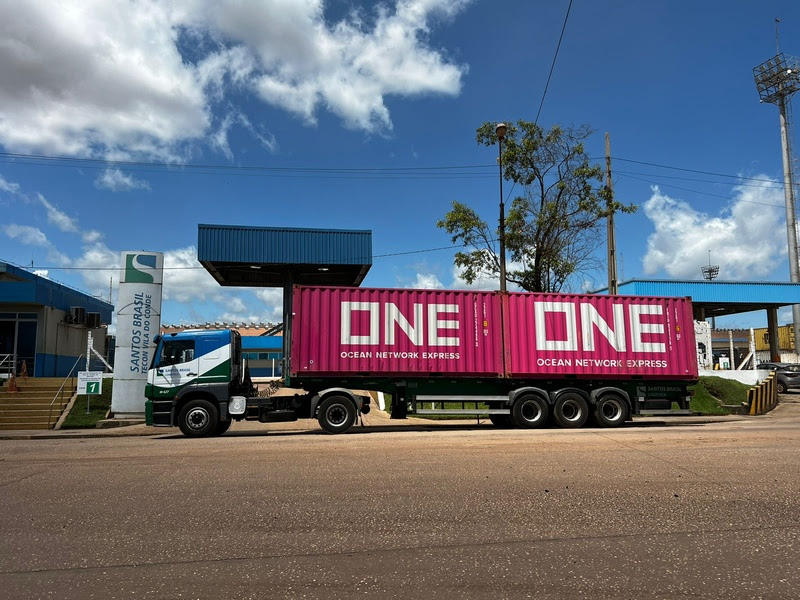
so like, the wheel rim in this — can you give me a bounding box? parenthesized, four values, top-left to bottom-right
(520, 399, 543, 423)
(601, 399, 623, 422)
(326, 403, 348, 427)
(561, 398, 583, 422)
(186, 407, 210, 431)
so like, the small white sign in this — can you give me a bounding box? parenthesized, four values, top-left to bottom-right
(78, 371, 103, 395)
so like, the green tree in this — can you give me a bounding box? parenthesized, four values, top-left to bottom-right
(438, 121, 636, 292)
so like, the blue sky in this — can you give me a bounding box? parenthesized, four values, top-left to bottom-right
(1, 0, 798, 331)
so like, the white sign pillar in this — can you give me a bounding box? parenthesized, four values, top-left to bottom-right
(111, 251, 163, 418)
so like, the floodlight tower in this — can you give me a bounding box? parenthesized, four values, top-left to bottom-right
(701, 251, 720, 329)
(754, 52, 800, 353)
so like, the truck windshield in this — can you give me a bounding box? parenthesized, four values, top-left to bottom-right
(155, 339, 195, 367)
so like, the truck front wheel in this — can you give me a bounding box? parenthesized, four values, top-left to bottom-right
(317, 395, 356, 434)
(553, 393, 589, 428)
(213, 419, 232, 436)
(178, 399, 219, 437)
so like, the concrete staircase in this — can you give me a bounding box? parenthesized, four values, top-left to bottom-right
(0, 377, 76, 430)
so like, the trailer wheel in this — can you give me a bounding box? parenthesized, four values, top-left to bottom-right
(553, 393, 588, 428)
(317, 395, 356, 434)
(213, 419, 232, 436)
(178, 399, 219, 438)
(511, 395, 548, 429)
(593, 394, 629, 428)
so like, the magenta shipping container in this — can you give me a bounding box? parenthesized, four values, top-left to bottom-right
(503, 292, 698, 380)
(291, 286, 503, 376)
(291, 286, 697, 380)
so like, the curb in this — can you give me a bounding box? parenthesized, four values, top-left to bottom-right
(0, 413, 748, 440)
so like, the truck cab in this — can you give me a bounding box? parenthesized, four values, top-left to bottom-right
(146, 329, 249, 434)
(145, 329, 370, 437)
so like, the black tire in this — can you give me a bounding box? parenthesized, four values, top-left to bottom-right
(213, 419, 232, 436)
(777, 381, 787, 394)
(317, 395, 356, 434)
(511, 394, 549, 429)
(553, 392, 589, 428)
(178, 399, 219, 438)
(489, 414, 514, 428)
(593, 394, 629, 428)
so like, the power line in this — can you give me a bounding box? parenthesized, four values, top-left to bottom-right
(2, 149, 794, 188)
(609, 156, 786, 185)
(619, 173, 787, 208)
(534, 0, 574, 127)
(615, 169, 792, 192)
(7, 244, 466, 274)
(0, 151, 494, 175)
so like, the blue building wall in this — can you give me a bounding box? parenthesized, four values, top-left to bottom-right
(242, 336, 283, 378)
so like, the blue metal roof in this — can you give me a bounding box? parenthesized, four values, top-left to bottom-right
(591, 278, 800, 318)
(241, 336, 283, 351)
(198, 224, 372, 287)
(0, 262, 114, 323)
(614, 279, 800, 304)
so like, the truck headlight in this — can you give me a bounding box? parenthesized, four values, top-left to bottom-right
(229, 396, 246, 415)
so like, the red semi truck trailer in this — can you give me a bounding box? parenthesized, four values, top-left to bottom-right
(146, 286, 698, 437)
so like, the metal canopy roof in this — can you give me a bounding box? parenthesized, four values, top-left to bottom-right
(0, 262, 114, 322)
(606, 279, 800, 318)
(198, 224, 372, 287)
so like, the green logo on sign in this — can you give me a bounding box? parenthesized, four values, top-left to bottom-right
(86, 381, 101, 395)
(125, 254, 157, 283)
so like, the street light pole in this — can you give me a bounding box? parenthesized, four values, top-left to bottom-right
(496, 123, 507, 293)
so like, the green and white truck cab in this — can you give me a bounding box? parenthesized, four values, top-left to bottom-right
(145, 329, 370, 437)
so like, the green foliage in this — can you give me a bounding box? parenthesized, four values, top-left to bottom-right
(688, 376, 749, 415)
(61, 379, 113, 428)
(438, 120, 637, 292)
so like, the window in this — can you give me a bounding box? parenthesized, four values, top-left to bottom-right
(157, 340, 195, 367)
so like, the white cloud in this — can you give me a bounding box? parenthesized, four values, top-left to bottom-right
(0, 0, 470, 158)
(94, 169, 151, 192)
(162, 246, 225, 304)
(0, 175, 20, 194)
(82, 230, 104, 244)
(409, 273, 444, 289)
(0, 1, 208, 159)
(642, 180, 785, 280)
(210, 111, 278, 160)
(38, 194, 79, 233)
(33, 269, 49, 278)
(448, 260, 526, 291)
(74, 242, 120, 298)
(3, 224, 50, 247)
(239, 0, 469, 132)
(254, 288, 284, 322)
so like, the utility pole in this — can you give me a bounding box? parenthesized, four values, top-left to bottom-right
(605, 133, 619, 295)
(754, 50, 800, 354)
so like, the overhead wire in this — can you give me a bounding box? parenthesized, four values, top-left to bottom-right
(501, 0, 574, 206)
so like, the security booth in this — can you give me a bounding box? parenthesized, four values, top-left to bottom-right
(0, 262, 113, 378)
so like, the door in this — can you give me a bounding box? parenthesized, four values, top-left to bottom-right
(152, 338, 198, 394)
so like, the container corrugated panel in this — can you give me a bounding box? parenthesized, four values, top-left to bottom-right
(753, 325, 796, 352)
(291, 286, 503, 376)
(504, 293, 698, 380)
(198, 224, 372, 265)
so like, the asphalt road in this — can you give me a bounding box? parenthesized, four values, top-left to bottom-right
(2, 397, 800, 599)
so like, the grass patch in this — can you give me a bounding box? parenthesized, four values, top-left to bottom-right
(688, 376, 749, 415)
(61, 379, 113, 428)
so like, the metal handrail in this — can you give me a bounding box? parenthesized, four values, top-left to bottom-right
(0, 354, 13, 378)
(48, 355, 84, 428)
